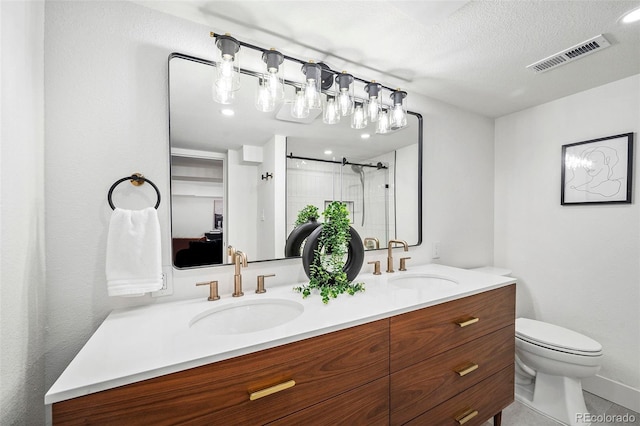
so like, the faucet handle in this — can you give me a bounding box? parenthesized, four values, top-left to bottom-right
(196, 281, 220, 301)
(367, 261, 381, 275)
(399, 257, 411, 271)
(256, 274, 276, 294)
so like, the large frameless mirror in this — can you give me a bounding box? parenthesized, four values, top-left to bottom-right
(168, 53, 422, 269)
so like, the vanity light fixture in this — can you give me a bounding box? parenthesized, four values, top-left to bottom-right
(323, 95, 340, 124)
(291, 88, 310, 119)
(351, 101, 368, 129)
(364, 81, 382, 122)
(390, 89, 408, 130)
(301, 61, 323, 110)
(208, 31, 409, 133)
(213, 33, 241, 105)
(335, 72, 355, 116)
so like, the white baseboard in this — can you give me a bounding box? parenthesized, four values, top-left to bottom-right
(582, 374, 640, 413)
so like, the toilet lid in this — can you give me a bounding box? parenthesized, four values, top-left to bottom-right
(516, 318, 602, 354)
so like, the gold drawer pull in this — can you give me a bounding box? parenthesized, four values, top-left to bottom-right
(455, 317, 479, 327)
(455, 362, 479, 377)
(455, 408, 479, 425)
(249, 380, 295, 401)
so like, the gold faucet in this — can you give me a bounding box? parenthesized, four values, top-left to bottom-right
(229, 246, 248, 297)
(387, 239, 408, 273)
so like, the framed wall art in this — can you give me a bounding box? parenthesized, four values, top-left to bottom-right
(561, 133, 634, 205)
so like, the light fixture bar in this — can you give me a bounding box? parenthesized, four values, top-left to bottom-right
(209, 32, 403, 94)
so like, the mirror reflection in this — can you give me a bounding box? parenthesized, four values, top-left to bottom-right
(169, 53, 422, 268)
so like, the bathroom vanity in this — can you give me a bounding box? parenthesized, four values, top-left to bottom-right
(46, 264, 516, 425)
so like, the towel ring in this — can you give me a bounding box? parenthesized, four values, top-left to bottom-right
(108, 173, 161, 210)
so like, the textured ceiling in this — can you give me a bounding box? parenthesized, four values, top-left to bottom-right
(140, 0, 640, 118)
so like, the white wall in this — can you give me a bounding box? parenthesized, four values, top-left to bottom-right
(0, 1, 46, 424)
(495, 74, 640, 406)
(42, 2, 496, 420)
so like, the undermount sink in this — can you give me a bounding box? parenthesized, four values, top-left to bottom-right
(190, 299, 304, 335)
(389, 273, 459, 293)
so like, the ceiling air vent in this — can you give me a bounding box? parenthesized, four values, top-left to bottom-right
(526, 34, 611, 73)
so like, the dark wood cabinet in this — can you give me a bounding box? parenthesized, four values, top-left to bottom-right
(53, 285, 515, 425)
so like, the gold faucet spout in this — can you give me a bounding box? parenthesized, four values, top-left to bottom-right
(232, 249, 248, 297)
(386, 239, 408, 273)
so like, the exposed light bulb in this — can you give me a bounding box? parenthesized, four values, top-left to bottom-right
(323, 96, 340, 124)
(291, 89, 309, 119)
(338, 90, 353, 116)
(364, 82, 382, 123)
(351, 103, 368, 129)
(213, 81, 234, 105)
(304, 79, 321, 109)
(266, 70, 283, 100)
(376, 110, 390, 134)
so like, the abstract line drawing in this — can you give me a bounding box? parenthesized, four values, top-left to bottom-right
(561, 133, 634, 205)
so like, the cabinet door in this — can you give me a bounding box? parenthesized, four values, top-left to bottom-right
(267, 377, 389, 426)
(391, 325, 514, 425)
(404, 366, 514, 426)
(53, 320, 389, 426)
(390, 285, 515, 372)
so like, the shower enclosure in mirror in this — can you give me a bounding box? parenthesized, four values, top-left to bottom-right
(169, 53, 422, 268)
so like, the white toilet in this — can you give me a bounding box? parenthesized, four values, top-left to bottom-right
(469, 266, 604, 426)
(515, 318, 603, 426)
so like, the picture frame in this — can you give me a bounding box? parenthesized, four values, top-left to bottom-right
(561, 133, 634, 205)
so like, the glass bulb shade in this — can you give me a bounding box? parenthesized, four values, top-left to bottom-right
(304, 79, 322, 109)
(291, 90, 310, 119)
(389, 90, 408, 130)
(255, 79, 275, 112)
(323, 96, 340, 124)
(351, 103, 368, 129)
(367, 97, 381, 122)
(301, 62, 323, 109)
(337, 89, 354, 116)
(390, 104, 407, 130)
(215, 54, 241, 94)
(376, 110, 391, 134)
(264, 69, 284, 101)
(335, 73, 354, 116)
(213, 81, 235, 105)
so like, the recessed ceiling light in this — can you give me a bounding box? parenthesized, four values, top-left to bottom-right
(361, 133, 371, 139)
(324, 150, 332, 155)
(622, 7, 640, 23)
(221, 108, 235, 117)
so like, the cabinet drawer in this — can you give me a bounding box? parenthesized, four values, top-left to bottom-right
(53, 319, 389, 425)
(391, 325, 514, 425)
(405, 365, 514, 426)
(267, 376, 389, 426)
(390, 285, 515, 372)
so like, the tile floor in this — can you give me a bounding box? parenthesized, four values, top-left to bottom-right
(482, 391, 640, 426)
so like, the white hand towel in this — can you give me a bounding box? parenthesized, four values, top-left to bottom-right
(106, 207, 162, 296)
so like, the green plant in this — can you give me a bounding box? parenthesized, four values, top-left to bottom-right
(294, 205, 319, 226)
(294, 201, 365, 303)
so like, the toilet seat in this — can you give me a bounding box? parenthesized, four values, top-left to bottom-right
(516, 318, 602, 356)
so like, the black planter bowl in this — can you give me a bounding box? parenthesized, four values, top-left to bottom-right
(301, 226, 365, 282)
(284, 218, 321, 257)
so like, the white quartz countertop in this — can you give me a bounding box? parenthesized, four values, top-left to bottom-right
(45, 263, 516, 404)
